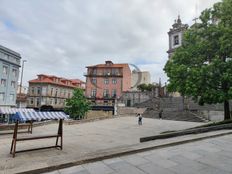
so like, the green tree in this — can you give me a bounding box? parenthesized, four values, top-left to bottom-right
(137, 83, 148, 92)
(164, 0, 232, 120)
(137, 83, 156, 92)
(65, 88, 90, 120)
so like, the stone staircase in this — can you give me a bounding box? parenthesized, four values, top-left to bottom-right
(143, 109, 207, 122)
(135, 97, 208, 122)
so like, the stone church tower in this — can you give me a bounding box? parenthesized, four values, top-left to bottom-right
(167, 16, 188, 59)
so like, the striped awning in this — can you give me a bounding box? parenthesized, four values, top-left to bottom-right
(0, 107, 35, 114)
(14, 111, 69, 121)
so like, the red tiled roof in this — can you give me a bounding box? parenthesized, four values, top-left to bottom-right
(70, 79, 85, 84)
(29, 74, 82, 88)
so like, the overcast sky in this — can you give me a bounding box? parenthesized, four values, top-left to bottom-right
(0, 0, 220, 86)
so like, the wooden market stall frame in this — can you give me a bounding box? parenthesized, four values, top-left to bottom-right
(10, 119, 63, 158)
(0, 122, 33, 135)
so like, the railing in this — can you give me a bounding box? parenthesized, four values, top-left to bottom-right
(84, 73, 123, 77)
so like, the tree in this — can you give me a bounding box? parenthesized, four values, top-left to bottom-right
(137, 83, 156, 92)
(65, 88, 90, 120)
(137, 83, 148, 92)
(164, 0, 232, 120)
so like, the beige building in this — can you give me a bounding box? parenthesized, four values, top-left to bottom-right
(131, 70, 151, 91)
(27, 74, 84, 110)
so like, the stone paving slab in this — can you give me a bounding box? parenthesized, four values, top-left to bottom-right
(45, 134, 232, 174)
(0, 116, 219, 174)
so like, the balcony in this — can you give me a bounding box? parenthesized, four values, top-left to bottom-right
(84, 72, 123, 77)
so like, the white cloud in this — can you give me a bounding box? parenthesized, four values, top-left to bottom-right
(0, 0, 221, 86)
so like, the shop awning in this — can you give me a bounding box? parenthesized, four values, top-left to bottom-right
(0, 107, 35, 114)
(13, 111, 69, 121)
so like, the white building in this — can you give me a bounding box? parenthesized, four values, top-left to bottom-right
(0, 45, 21, 107)
(131, 70, 151, 91)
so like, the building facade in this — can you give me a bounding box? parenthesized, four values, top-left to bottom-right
(16, 85, 28, 108)
(131, 70, 151, 91)
(119, 91, 150, 107)
(27, 74, 84, 110)
(0, 45, 21, 107)
(167, 16, 188, 59)
(85, 61, 131, 100)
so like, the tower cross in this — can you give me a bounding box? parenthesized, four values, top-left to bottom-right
(193, 17, 198, 23)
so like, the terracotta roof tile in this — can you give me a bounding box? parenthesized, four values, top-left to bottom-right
(29, 74, 82, 88)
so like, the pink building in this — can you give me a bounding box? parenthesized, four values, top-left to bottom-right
(85, 61, 131, 100)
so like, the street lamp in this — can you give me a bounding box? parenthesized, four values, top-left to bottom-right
(19, 60, 27, 107)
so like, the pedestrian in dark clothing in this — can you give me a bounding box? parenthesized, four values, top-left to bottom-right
(138, 113, 143, 125)
(159, 109, 163, 119)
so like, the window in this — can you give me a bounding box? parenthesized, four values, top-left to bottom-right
(42, 87, 47, 95)
(31, 87, 35, 94)
(11, 81, 16, 88)
(174, 35, 179, 45)
(10, 94, 14, 101)
(91, 89, 96, 97)
(59, 99, 62, 104)
(3, 54, 9, 60)
(0, 93, 5, 101)
(104, 69, 110, 75)
(104, 78, 109, 84)
(36, 98, 40, 106)
(50, 98, 53, 105)
(37, 87, 41, 95)
(12, 69, 17, 77)
(112, 69, 119, 75)
(92, 69, 97, 75)
(30, 98, 34, 105)
(68, 93, 70, 98)
(55, 98, 58, 104)
(112, 89, 117, 97)
(51, 88, 53, 95)
(2, 66, 8, 75)
(1, 79, 6, 87)
(92, 78, 97, 84)
(55, 89, 58, 96)
(103, 89, 109, 98)
(112, 79, 117, 84)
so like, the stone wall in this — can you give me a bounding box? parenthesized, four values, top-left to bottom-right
(202, 111, 224, 121)
(86, 110, 113, 119)
(117, 107, 146, 116)
(119, 91, 150, 107)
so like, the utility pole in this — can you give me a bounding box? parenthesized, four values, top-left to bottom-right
(19, 60, 27, 108)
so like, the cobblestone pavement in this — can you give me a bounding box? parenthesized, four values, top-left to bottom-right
(0, 116, 204, 173)
(45, 134, 232, 174)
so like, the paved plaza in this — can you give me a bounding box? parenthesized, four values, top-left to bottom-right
(2, 116, 232, 174)
(45, 134, 232, 174)
(0, 116, 205, 173)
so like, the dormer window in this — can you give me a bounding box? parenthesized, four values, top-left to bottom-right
(174, 35, 179, 45)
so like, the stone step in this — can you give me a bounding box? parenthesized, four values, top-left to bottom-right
(143, 110, 207, 122)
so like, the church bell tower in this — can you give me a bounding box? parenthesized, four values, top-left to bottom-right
(167, 15, 188, 59)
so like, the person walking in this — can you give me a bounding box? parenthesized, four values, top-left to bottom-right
(159, 109, 163, 119)
(138, 113, 143, 125)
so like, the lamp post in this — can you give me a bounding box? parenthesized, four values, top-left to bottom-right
(19, 60, 27, 107)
